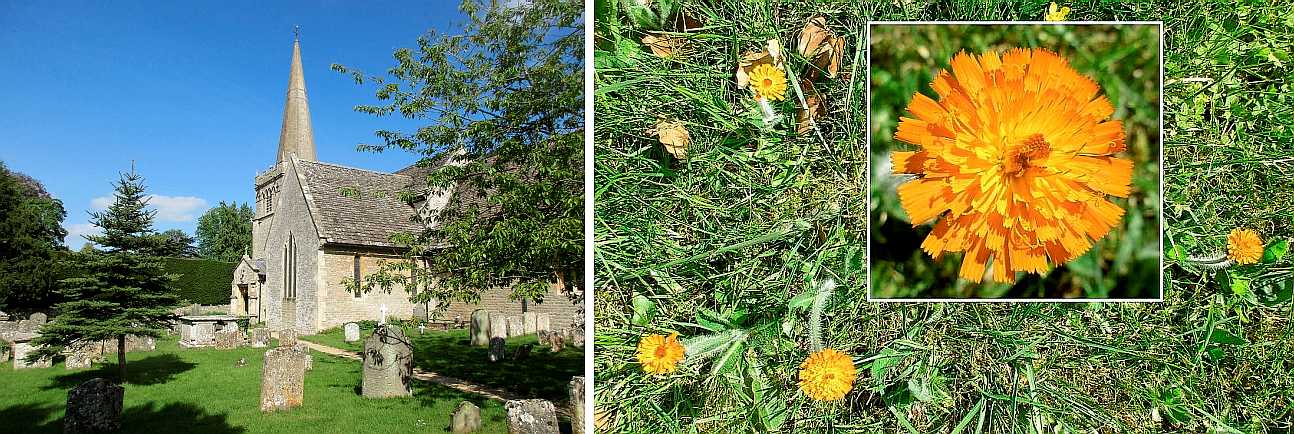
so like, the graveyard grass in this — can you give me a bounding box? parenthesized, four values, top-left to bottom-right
(594, 0, 1294, 433)
(0, 336, 509, 433)
(302, 323, 584, 402)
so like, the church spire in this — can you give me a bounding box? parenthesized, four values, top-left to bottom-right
(276, 26, 316, 162)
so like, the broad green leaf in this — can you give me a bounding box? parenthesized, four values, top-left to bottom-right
(1166, 244, 1186, 262)
(630, 294, 656, 326)
(695, 308, 730, 332)
(1229, 273, 1251, 296)
(1262, 239, 1289, 263)
(1208, 328, 1247, 345)
(682, 329, 748, 364)
(870, 347, 901, 391)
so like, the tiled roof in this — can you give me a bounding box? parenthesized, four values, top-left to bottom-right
(295, 159, 422, 248)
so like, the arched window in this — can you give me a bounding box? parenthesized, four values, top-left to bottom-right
(352, 254, 362, 298)
(282, 233, 297, 300)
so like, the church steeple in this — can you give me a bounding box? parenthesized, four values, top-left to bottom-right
(276, 27, 316, 162)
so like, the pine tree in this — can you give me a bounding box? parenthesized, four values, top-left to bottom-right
(29, 167, 180, 382)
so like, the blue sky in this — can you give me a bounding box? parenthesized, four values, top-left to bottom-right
(0, 1, 465, 248)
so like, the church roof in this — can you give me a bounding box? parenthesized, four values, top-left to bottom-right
(295, 159, 422, 248)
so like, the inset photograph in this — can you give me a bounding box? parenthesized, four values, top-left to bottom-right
(868, 22, 1163, 300)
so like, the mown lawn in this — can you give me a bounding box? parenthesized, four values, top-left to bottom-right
(594, 0, 1293, 432)
(303, 323, 584, 403)
(0, 336, 508, 433)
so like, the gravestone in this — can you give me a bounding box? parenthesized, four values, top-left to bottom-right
(259, 346, 309, 412)
(250, 328, 270, 348)
(294, 343, 313, 371)
(523, 312, 537, 334)
(488, 337, 506, 362)
(536, 330, 551, 347)
(179, 322, 216, 347)
(413, 303, 429, 321)
(13, 341, 52, 369)
(344, 322, 361, 343)
(0, 310, 8, 321)
(64, 378, 123, 434)
(222, 322, 239, 332)
(569, 376, 586, 434)
(64, 344, 100, 370)
(362, 325, 413, 398)
(0, 321, 15, 333)
(277, 329, 298, 347)
(505, 399, 559, 434)
(214, 329, 245, 349)
(451, 401, 482, 433)
(513, 344, 533, 360)
(29, 312, 47, 325)
(507, 316, 525, 338)
(470, 310, 490, 347)
(17, 319, 34, 333)
(549, 334, 566, 353)
(569, 326, 585, 348)
(188, 304, 203, 316)
(488, 313, 507, 340)
(536, 313, 551, 334)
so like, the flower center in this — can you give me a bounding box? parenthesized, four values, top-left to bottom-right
(1003, 133, 1051, 176)
(655, 345, 668, 358)
(763, 78, 773, 87)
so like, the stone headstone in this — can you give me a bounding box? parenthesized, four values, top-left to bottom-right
(17, 319, 35, 333)
(362, 325, 413, 398)
(293, 343, 313, 371)
(64, 344, 100, 370)
(259, 346, 309, 412)
(188, 304, 203, 316)
(64, 378, 123, 434)
(470, 310, 490, 347)
(505, 399, 559, 434)
(549, 334, 566, 353)
(413, 303, 429, 321)
(488, 337, 506, 362)
(536, 313, 551, 334)
(277, 329, 298, 347)
(523, 312, 537, 335)
(451, 401, 482, 433)
(0, 311, 8, 321)
(569, 376, 586, 434)
(13, 341, 52, 369)
(536, 330, 551, 347)
(214, 329, 245, 349)
(488, 313, 507, 340)
(222, 322, 239, 332)
(507, 316, 525, 338)
(513, 344, 533, 360)
(0, 321, 15, 333)
(569, 326, 585, 348)
(344, 322, 361, 343)
(250, 329, 270, 348)
(28, 312, 47, 325)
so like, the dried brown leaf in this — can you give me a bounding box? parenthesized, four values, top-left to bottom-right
(735, 39, 785, 90)
(797, 84, 826, 135)
(651, 119, 691, 160)
(796, 16, 843, 79)
(641, 33, 684, 57)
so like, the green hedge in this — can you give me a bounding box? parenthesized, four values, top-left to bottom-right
(164, 257, 235, 305)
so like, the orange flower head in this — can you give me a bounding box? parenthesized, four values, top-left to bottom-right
(798, 348, 855, 401)
(891, 48, 1131, 283)
(749, 63, 788, 101)
(636, 332, 685, 375)
(1227, 228, 1262, 265)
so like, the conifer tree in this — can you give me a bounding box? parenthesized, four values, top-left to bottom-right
(29, 167, 180, 382)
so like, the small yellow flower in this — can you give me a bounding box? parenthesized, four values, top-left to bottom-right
(748, 63, 787, 101)
(1227, 228, 1263, 265)
(636, 332, 685, 375)
(798, 348, 855, 401)
(1045, 2, 1071, 21)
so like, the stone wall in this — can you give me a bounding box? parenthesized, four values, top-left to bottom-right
(318, 250, 419, 329)
(432, 286, 582, 333)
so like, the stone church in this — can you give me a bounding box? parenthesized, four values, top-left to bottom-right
(229, 36, 580, 334)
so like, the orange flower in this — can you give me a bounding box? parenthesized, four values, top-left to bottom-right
(891, 48, 1131, 283)
(636, 332, 685, 374)
(798, 348, 855, 401)
(1227, 228, 1262, 265)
